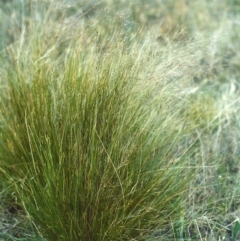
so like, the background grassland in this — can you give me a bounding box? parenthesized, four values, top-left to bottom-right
(0, 0, 240, 240)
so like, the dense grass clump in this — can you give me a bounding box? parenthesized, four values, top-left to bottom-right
(0, 32, 198, 240)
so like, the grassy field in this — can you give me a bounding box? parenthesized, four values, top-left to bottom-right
(0, 0, 240, 240)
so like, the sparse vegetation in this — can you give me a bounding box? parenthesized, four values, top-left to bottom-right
(0, 1, 240, 240)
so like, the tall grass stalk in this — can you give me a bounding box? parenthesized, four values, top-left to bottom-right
(0, 24, 200, 240)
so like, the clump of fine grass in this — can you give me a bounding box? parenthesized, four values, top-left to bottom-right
(0, 19, 201, 240)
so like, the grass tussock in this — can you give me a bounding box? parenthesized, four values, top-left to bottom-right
(0, 28, 201, 240)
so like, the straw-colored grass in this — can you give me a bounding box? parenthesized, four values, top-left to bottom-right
(0, 0, 240, 241)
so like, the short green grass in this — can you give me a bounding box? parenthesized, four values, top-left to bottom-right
(0, 0, 240, 240)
